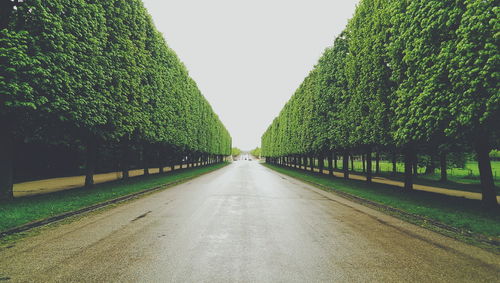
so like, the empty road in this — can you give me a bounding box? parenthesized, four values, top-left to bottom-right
(0, 161, 499, 282)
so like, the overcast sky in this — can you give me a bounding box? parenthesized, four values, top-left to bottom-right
(142, 0, 359, 150)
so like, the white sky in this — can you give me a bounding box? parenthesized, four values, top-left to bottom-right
(142, 0, 359, 151)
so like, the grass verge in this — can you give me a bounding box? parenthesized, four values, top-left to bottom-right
(264, 163, 500, 250)
(0, 163, 228, 233)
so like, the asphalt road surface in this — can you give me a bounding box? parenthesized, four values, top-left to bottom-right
(1, 161, 499, 282)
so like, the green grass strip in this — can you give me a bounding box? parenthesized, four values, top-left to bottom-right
(264, 163, 500, 238)
(0, 163, 227, 232)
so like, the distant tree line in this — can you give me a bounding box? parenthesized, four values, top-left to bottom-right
(262, 0, 498, 206)
(250, 147, 261, 158)
(0, 0, 231, 200)
(232, 147, 242, 157)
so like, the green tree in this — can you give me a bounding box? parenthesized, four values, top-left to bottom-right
(450, 0, 499, 206)
(231, 147, 241, 157)
(345, 0, 394, 183)
(0, 0, 231, 200)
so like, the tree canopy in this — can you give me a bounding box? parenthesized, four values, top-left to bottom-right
(262, 0, 498, 206)
(0, 0, 231, 200)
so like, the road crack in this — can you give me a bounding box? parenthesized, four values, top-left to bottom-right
(131, 211, 152, 222)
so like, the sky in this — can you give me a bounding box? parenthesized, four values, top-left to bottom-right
(142, 0, 360, 151)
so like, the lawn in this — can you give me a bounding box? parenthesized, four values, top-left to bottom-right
(264, 163, 500, 239)
(0, 163, 228, 232)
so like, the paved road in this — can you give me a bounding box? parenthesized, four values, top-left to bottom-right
(0, 161, 499, 282)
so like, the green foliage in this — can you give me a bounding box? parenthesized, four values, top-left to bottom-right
(250, 147, 261, 157)
(491, 150, 500, 160)
(388, 0, 465, 146)
(0, 0, 231, 173)
(261, 0, 498, 204)
(231, 147, 241, 157)
(449, 0, 499, 144)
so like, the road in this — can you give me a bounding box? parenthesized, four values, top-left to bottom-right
(0, 161, 499, 282)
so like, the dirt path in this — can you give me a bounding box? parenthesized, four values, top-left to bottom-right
(309, 168, 500, 202)
(13, 165, 186, 198)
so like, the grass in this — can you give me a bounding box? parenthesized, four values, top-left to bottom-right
(264, 163, 500, 239)
(0, 163, 228, 232)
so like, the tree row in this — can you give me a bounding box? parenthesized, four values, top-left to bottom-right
(262, 0, 498, 206)
(0, 0, 231, 200)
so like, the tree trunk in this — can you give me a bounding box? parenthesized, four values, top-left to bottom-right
(425, 154, 436, 174)
(333, 152, 338, 169)
(440, 152, 447, 182)
(350, 155, 354, 172)
(403, 148, 414, 191)
(327, 153, 333, 176)
(120, 139, 129, 180)
(343, 151, 349, 179)
(0, 134, 14, 200)
(413, 155, 418, 176)
(392, 152, 397, 175)
(375, 152, 380, 174)
(142, 145, 150, 176)
(366, 148, 372, 183)
(318, 154, 324, 174)
(309, 156, 314, 172)
(362, 154, 366, 173)
(85, 139, 97, 189)
(475, 141, 498, 207)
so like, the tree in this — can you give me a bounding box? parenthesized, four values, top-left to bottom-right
(262, 0, 496, 207)
(232, 147, 242, 157)
(0, 0, 231, 200)
(450, 0, 499, 206)
(345, 0, 394, 184)
(250, 147, 261, 158)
